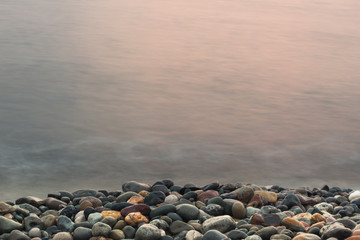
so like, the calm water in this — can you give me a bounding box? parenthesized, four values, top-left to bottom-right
(1, 0, 360, 201)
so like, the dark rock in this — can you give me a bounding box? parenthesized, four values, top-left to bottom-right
(0, 216, 23, 234)
(152, 185, 170, 195)
(169, 220, 195, 234)
(255, 226, 278, 240)
(176, 204, 199, 221)
(202, 230, 229, 240)
(281, 194, 302, 208)
(232, 186, 254, 203)
(145, 191, 166, 206)
(121, 204, 151, 217)
(74, 226, 93, 240)
(60, 205, 78, 218)
(110, 202, 133, 211)
(57, 215, 74, 232)
(122, 181, 151, 193)
(92, 222, 112, 237)
(182, 191, 198, 201)
(84, 207, 96, 220)
(24, 213, 45, 231)
(134, 224, 162, 240)
(73, 190, 98, 198)
(18, 203, 41, 215)
(8, 229, 31, 240)
(203, 204, 224, 216)
(202, 183, 220, 191)
(44, 197, 67, 210)
(15, 196, 43, 208)
(335, 219, 356, 229)
(226, 229, 248, 240)
(123, 225, 136, 238)
(167, 212, 183, 222)
(150, 204, 177, 219)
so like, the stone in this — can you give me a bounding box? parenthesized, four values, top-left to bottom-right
(176, 204, 199, 221)
(256, 226, 278, 240)
(113, 220, 127, 230)
(245, 235, 263, 240)
(57, 215, 75, 232)
(336, 219, 357, 229)
(282, 194, 302, 208)
(250, 213, 265, 225)
(92, 222, 112, 237)
(164, 195, 179, 204)
(231, 186, 254, 203)
(202, 215, 236, 233)
(231, 201, 246, 219)
(349, 191, 360, 201)
(52, 232, 73, 240)
(185, 229, 203, 240)
(0, 202, 16, 214)
(150, 219, 169, 231)
(127, 196, 144, 204)
(18, 203, 41, 215)
(198, 190, 220, 202)
(122, 181, 151, 193)
(152, 184, 170, 195)
(134, 224, 162, 240)
(116, 192, 141, 203)
(72, 190, 98, 198)
(226, 229, 248, 240)
(310, 213, 326, 224)
(246, 206, 261, 218)
(74, 227, 93, 240)
(123, 225, 136, 238)
(270, 234, 292, 240)
(15, 196, 43, 208)
(41, 214, 57, 228)
(78, 200, 93, 211)
(24, 214, 44, 232)
(293, 233, 321, 240)
(44, 197, 67, 210)
(314, 203, 334, 213)
(202, 230, 230, 240)
(8, 229, 31, 240)
(150, 204, 177, 219)
(80, 196, 102, 208)
(281, 217, 305, 232)
(101, 216, 117, 228)
(109, 229, 125, 240)
(321, 223, 352, 240)
(204, 204, 224, 216)
(111, 202, 134, 210)
(249, 193, 264, 207)
(254, 190, 278, 203)
(121, 204, 151, 217)
(88, 212, 104, 224)
(296, 195, 317, 206)
(144, 191, 166, 206)
(101, 210, 122, 219)
(29, 227, 42, 238)
(124, 212, 149, 226)
(169, 220, 195, 234)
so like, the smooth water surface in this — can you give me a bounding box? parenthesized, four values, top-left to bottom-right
(1, 0, 360, 201)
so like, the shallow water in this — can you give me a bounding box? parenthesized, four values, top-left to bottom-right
(1, 0, 360, 201)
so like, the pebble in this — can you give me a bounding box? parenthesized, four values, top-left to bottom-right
(2, 180, 360, 240)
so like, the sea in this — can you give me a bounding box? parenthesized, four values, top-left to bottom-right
(1, 0, 360, 201)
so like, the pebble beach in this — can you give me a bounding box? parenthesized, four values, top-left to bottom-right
(1, 180, 360, 240)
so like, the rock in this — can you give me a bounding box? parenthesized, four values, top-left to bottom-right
(74, 227, 93, 240)
(72, 190, 97, 198)
(88, 212, 104, 224)
(52, 232, 73, 240)
(336, 219, 357, 229)
(232, 186, 254, 203)
(122, 181, 151, 193)
(310, 213, 326, 224)
(202, 215, 236, 233)
(185, 229, 203, 240)
(245, 235, 263, 240)
(150, 219, 169, 231)
(152, 185, 170, 195)
(101, 216, 117, 228)
(127, 196, 144, 204)
(249, 193, 264, 207)
(116, 192, 141, 203)
(15, 196, 43, 208)
(44, 197, 67, 210)
(123, 225, 136, 238)
(80, 196, 102, 208)
(0, 202, 16, 214)
(263, 213, 282, 226)
(164, 195, 179, 204)
(282, 194, 302, 208)
(78, 200, 93, 211)
(18, 203, 41, 215)
(198, 190, 220, 202)
(256, 226, 278, 240)
(8, 229, 31, 240)
(134, 224, 162, 240)
(246, 206, 261, 218)
(226, 229, 248, 240)
(60, 205, 77, 218)
(169, 220, 195, 234)
(92, 222, 112, 237)
(41, 214, 57, 228)
(176, 204, 199, 221)
(281, 217, 305, 232)
(293, 233, 321, 240)
(150, 204, 177, 219)
(29, 227, 42, 238)
(204, 204, 224, 216)
(101, 210, 122, 219)
(121, 204, 151, 217)
(314, 203, 334, 213)
(202, 230, 230, 240)
(270, 234, 292, 240)
(109, 229, 126, 240)
(24, 213, 44, 231)
(111, 202, 134, 210)
(296, 195, 317, 206)
(321, 222, 352, 240)
(124, 212, 149, 226)
(57, 215, 75, 232)
(144, 191, 166, 206)
(254, 191, 278, 203)
(350, 191, 360, 201)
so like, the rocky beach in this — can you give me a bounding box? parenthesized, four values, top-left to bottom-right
(1, 180, 360, 240)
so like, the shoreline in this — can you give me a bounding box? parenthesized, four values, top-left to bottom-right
(1, 180, 360, 239)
